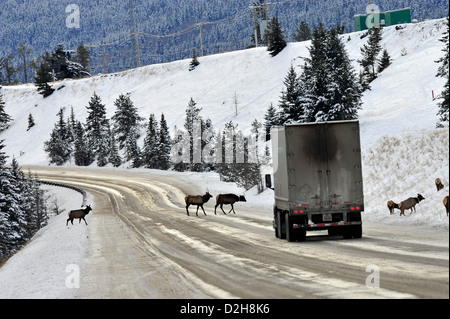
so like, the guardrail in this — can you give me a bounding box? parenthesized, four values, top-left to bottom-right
(38, 180, 87, 207)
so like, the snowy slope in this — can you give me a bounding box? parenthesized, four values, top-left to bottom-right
(0, 18, 448, 299)
(0, 18, 447, 219)
(0, 19, 447, 164)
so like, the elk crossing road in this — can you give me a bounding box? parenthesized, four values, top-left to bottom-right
(30, 166, 449, 299)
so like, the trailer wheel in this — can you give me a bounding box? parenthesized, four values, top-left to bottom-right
(285, 214, 306, 242)
(275, 210, 286, 239)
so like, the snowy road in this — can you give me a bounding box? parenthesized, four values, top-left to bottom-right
(30, 167, 449, 299)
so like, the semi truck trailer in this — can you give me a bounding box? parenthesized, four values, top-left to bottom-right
(267, 121, 364, 242)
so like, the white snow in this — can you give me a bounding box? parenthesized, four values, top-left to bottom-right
(0, 19, 448, 298)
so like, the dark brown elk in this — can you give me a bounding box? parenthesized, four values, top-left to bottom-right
(66, 205, 92, 226)
(435, 178, 444, 191)
(387, 200, 400, 215)
(398, 194, 425, 216)
(215, 194, 247, 215)
(444, 196, 449, 217)
(185, 192, 213, 216)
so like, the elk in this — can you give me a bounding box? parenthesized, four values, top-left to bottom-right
(444, 196, 449, 217)
(185, 192, 213, 216)
(387, 200, 400, 215)
(435, 178, 444, 192)
(398, 194, 425, 216)
(66, 205, 92, 226)
(215, 194, 247, 215)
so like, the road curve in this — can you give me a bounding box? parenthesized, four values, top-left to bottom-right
(29, 166, 449, 299)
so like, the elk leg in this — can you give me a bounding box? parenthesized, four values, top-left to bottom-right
(220, 204, 226, 215)
(196, 205, 200, 216)
(214, 204, 218, 215)
(200, 205, 207, 216)
(82, 217, 88, 225)
(228, 203, 236, 214)
(186, 204, 190, 216)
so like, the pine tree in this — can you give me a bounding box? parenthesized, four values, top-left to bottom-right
(184, 98, 203, 171)
(44, 107, 72, 165)
(111, 93, 143, 161)
(359, 27, 383, 90)
(0, 88, 12, 132)
(27, 113, 35, 131)
(156, 113, 172, 170)
(436, 12, 449, 122)
(0, 140, 27, 261)
(85, 92, 110, 166)
(377, 49, 392, 73)
(294, 21, 312, 42)
(278, 65, 303, 123)
(108, 124, 122, 167)
(298, 25, 362, 122)
(323, 28, 362, 121)
(34, 60, 55, 98)
(267, 16, 287, 57)
(73, 44, 91, 77)
(142, 113, 159, 169)
(300, 24, 329, 122)
(73, 121, 91, 166)
(264, 103, 279, 141)
(189, 49, 200, 71)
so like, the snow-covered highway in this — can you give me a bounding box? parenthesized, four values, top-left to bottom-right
(5, 166, 446, 299)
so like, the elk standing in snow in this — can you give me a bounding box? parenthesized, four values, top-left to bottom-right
(387, 200, 400, 215)
(215, 194, 247, 215)
(444, 196, 449, 217)
(398, 194, 425, 216)
(66, 205, 92, 226)
(185, 192, 213, 216)
(435, 178, 444, 192)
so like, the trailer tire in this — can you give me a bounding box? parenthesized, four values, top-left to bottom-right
(285, 214, 306, 242)
(275, 210, 286, 239)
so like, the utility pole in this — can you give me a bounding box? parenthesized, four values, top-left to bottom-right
(198, 23, 204, 57)
(129, 0, 140, 68)
(249, 5, 259, 47)
(103, 45, 108, 73)
(135, 32, 142, 67)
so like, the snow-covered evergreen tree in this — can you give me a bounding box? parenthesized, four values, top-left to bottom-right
(278, 65, 303, 123)
(0, 140, 27, 262)
(300, 24, 329, 122)
(436, 12, 449, 122)
(359, 27, 383, 90)
(111, 93, 143, 161)
(0, 87, 12, 133)
(27, 113, 35, 131)
(142, 113, 159, 169)
(377, 49, 392, 73)
(108, 124, 122, 168)
(184, 97, 203, 171)
(189, 49, 200, 71)
(298, 25, 362, 122)
(267, 16, 287, 57)
(85, 92, 110, 166)
(73, 121, 90, 166)
(264, 103, 279, 141)
(156, 113, 172, 170)
(323, 28, 362, 121)
(44, 107, 72, 165)
(34, 60, 54, 98)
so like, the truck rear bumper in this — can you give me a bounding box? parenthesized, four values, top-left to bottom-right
(293, 221, 362, 229)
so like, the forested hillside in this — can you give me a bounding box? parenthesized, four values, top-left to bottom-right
(1, 0, 448, 81)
